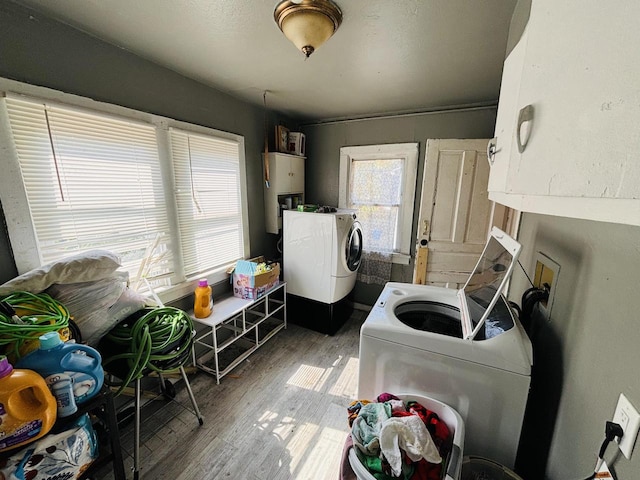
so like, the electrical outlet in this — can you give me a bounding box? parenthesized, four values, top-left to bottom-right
(612, 393, 640, 459)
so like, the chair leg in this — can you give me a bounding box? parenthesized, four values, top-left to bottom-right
(133, 377, 141, 480)
(180, 365, 204, 425)
(103, 388, 126, 480)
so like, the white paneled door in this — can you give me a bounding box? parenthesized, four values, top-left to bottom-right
(413, 139, 513, 287)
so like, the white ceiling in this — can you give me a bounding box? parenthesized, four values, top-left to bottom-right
(14, 0, 517, 122)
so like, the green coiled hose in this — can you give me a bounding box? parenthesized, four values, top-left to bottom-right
(0, 291, 70, 360)
(101, 306, 194, 396)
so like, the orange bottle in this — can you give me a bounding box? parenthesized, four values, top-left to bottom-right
(0, 355, 57, 452)
(194, 279, 213, 318)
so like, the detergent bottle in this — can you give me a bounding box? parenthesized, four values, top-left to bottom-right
(16, 332, 104, 412)
(0, 355, 57, 452)
(194, 279, 213, 318)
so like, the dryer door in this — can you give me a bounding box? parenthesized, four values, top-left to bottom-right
(346, 221, 363, 272)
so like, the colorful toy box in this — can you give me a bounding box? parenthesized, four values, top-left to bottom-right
(232, 259, 280, 300)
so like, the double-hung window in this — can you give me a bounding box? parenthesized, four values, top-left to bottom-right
(170, 129, 245, 279)
(0, 86, 248, 302)
(339, 143, 418, 263)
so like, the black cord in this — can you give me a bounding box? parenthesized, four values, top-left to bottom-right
(519, 287, 549, 337)
(68, 318, 82, 343)
(522, 288, 548, 314)
(581, 421, 623, 480)
(518, 259, 535, 287)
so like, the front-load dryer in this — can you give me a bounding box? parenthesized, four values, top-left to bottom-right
(358, 227, 532, 469)
(283, 209, 363, 335)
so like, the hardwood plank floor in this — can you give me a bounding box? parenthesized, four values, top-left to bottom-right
(93, 309, 367, 480)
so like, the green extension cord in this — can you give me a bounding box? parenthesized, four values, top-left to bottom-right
(0, 291, 70, 360)
(101, 307, 194, 396)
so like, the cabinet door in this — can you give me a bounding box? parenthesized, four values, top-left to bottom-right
(509, 0, 640, 199)
(488, 26, 528, 194)
(273, 153, 304, 194)
(289, 155, 305, 194)
(273, 154, 293, 193)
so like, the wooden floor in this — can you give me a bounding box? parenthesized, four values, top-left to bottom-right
(93, 309, 366, 480)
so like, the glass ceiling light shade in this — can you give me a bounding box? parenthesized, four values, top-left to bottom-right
(274, 0, 342, 58)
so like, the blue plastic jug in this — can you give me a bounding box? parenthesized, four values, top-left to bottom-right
(16, 332, 104, 407)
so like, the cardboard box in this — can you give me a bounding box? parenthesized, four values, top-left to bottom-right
(232, 261, 280, 300)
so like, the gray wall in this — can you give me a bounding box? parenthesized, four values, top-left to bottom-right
(501, 3, 640, 477)
(510, 214, 640, 479)
(302, 108, 498, 304)
(0, 203, 17, 281)
(0, 1, 296, 285)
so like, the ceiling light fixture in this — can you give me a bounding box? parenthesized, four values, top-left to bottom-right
(274, 0, 343, 58)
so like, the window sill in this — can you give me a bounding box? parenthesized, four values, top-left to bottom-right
(392, 253, 411, 265)
(154, 264, 234, 305)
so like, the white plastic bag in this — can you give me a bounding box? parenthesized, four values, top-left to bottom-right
(0, 414, 98, 480)
(46, 272, 148, 346)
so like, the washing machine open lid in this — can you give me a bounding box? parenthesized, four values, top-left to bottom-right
(457, 227, 522, 340)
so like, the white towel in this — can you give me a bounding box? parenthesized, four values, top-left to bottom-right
(379, 416, 442, 477)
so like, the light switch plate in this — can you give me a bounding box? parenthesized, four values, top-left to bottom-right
(613, 393, 640, 459)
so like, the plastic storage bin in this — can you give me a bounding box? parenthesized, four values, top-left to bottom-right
(461, 456, 524, 480)
(348, 394, 465, 480)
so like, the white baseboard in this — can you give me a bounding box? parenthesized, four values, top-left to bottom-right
(353, 302, 372, 313)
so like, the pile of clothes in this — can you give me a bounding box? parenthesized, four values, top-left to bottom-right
(346, 393, 452, 480)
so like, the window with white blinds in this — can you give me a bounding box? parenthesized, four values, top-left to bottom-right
(170, 129, 244, 278)
(1, 93, 247, 297)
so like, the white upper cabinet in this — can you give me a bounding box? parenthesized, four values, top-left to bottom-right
(487, 23, 528, 194)
(489, 0, 640, 225)
(272, 153, 305, 195)
(263, 152, 305, 234)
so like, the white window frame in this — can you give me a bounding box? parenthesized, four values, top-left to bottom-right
(339, 143, 418, 265)
(0, 77, 250, 304)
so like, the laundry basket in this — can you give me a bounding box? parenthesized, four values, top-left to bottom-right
(461, 456, 524, 480)
(348, 394, 465, 480)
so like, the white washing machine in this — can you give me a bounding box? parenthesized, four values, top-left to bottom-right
(358, 227, 532, 469)
(283, 209, 363, 334)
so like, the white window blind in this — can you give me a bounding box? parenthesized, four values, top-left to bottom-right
(4, 96, 174, 284)
(2, 85, 248, 299)
(170, 129, 244, 277)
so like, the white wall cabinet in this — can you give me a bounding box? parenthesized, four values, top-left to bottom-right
(263, 152, 305, 234)
(488, 0, 640, 226)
